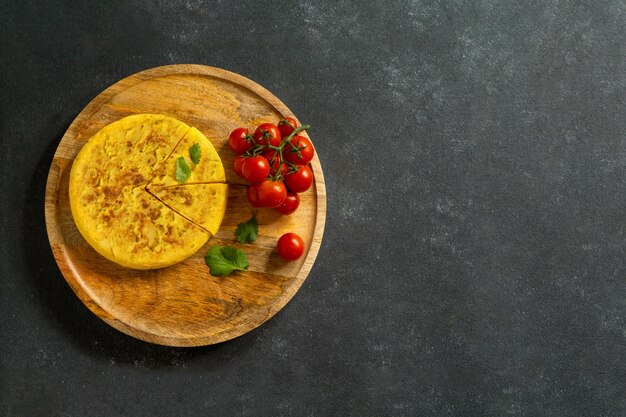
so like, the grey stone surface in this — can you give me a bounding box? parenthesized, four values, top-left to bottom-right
(1, 0, 624, 416)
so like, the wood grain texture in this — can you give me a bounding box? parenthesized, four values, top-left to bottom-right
(44, 64, 326, 347)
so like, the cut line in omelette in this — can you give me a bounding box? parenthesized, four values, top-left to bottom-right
(148, 184, 228, 235)
(147, 127, 226, 188)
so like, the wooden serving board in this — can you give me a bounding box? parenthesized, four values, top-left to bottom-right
(44, 64, 326, 347)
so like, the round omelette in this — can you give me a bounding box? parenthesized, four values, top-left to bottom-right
(69, 114, 227, 269)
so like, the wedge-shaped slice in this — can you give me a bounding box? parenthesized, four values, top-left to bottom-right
(149, 184, 228, 235)
(148, 127, 226, 187)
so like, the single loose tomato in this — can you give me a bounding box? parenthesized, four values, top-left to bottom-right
(284, 135, 314, 165)
(246, 184, 263, 207)
(242, 156, 270, 183)
(275, 193, 300, 215)
(284, 165, 313, 193)
(277, 232, 305, 260)
(253, 123, 281, 147)
(233, 155, 247, 177)
(228, 127, 253, 154)
(257, 179, 287, 208)
(278, 117, 297, 137)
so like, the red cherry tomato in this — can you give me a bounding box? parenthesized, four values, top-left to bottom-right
(284, 165, 313, 193)
(242, 156, 270, 183)
(266, 156, 288, 178)
(256, 179, 287, 208)
(233, 155, 247, 177)
(277, 233, 305, 260)
(253, 123, 281, 147)
(278, 117, 297, 137)
(284, 135, 314, 165)
(262, 148, 277, 160)
(263, 149, 280, 167)
(260, 149, 287, 178)
(275, 193, 300, 215)
(228, 127, 253, 154)
(246, 184, 263, 207)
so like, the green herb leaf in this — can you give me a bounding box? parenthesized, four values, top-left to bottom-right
(204, 246, 249, 276)
(235, 211, 258, 244)
(175, 156, 191, 183)
(189, 143, 202, 165)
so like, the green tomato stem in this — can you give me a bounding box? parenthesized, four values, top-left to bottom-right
(266, 124, 310, 181)
(278, 124, 310, 151)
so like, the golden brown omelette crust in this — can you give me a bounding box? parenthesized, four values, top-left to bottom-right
(69, 114, 226, 269)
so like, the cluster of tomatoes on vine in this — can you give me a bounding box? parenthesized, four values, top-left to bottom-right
(229, 117, 314, 215)
(228, 118, 314, 260)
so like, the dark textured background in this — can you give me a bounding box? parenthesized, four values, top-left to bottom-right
(1, 1, 624, 416)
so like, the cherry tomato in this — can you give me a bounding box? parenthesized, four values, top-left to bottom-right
(277, 232, 305, 260)
(275, 193, 300, 215)
(284, 135, 314, 165)
(233, 155, 247, 177)
(278, 117, 297, 137)
(228, 127, 253, 154)
(256, 179, 287, 208)
(246, 184, 263, 207)
(253, 123, 281, 147)
(267, 156, 288, 178)
(242, 156, 270, 183)
(259, 149, 285, 177)
(284, 165, 313, 193)
(262, 148, 277, 161)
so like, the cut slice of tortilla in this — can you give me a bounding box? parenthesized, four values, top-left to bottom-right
(148, 183, 228, 235)
(147, 127, 226, 188)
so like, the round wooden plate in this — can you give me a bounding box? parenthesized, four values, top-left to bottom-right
(45, 64, 326, 347)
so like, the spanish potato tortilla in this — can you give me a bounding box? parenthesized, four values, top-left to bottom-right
(69, 114, 227, 269)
